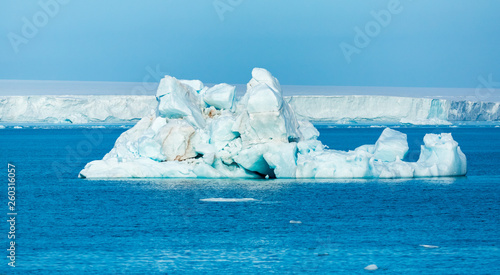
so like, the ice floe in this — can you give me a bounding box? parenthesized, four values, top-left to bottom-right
(364, 264, 378, 271)
(199, 198, 258, 202)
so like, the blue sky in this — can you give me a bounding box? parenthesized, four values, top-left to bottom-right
(1, 0, 499, 88)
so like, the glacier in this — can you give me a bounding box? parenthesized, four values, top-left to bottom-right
(1, 95, 499, 125)
(79, 68, 467, 179)
(0, 95, 155, 124)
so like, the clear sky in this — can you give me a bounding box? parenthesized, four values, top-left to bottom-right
(1, 0, 499, 88)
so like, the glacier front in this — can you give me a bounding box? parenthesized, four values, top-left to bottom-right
(1, 94, 500, 125)
(79, 68, 467, 179)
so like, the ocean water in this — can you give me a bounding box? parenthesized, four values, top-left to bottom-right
(1, 126, 499, 274)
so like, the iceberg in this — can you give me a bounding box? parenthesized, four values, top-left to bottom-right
(79, 68, 467, 179)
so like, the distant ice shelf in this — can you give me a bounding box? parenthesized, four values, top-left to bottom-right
(0, 95, 155, 124)
(287, 95, 500, 125)
(1, 94, 499, 125)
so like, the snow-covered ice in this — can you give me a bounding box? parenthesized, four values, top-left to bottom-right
(286, 95, 500, 124)
(199, 198, 257, 202)
(1, 95, 500, 125)
(420, 244, 439, 248)
(0, 95, 155, 124)
(364, 264, 378, 271)
(79, 68, 467, 179)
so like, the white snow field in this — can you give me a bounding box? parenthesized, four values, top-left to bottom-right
(79, 68, 467, 179)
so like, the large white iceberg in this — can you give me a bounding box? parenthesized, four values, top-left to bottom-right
(79, 68, 467, 179)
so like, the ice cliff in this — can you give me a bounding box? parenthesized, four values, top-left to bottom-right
(79, 68, 467, 179)
(287, 96, 500, 124)
(0, 95, 154, 124)
(1, 95, 499, 125)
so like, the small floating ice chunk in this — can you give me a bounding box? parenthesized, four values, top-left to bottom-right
(420, 244, 439, 248)
(364, 264, 378, 271)
(199, 198, 257, 202)
(13, 126, 22, 129)
(289, 220, 302, 224)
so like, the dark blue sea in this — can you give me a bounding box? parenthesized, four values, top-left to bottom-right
(1, 126, 499, 274)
